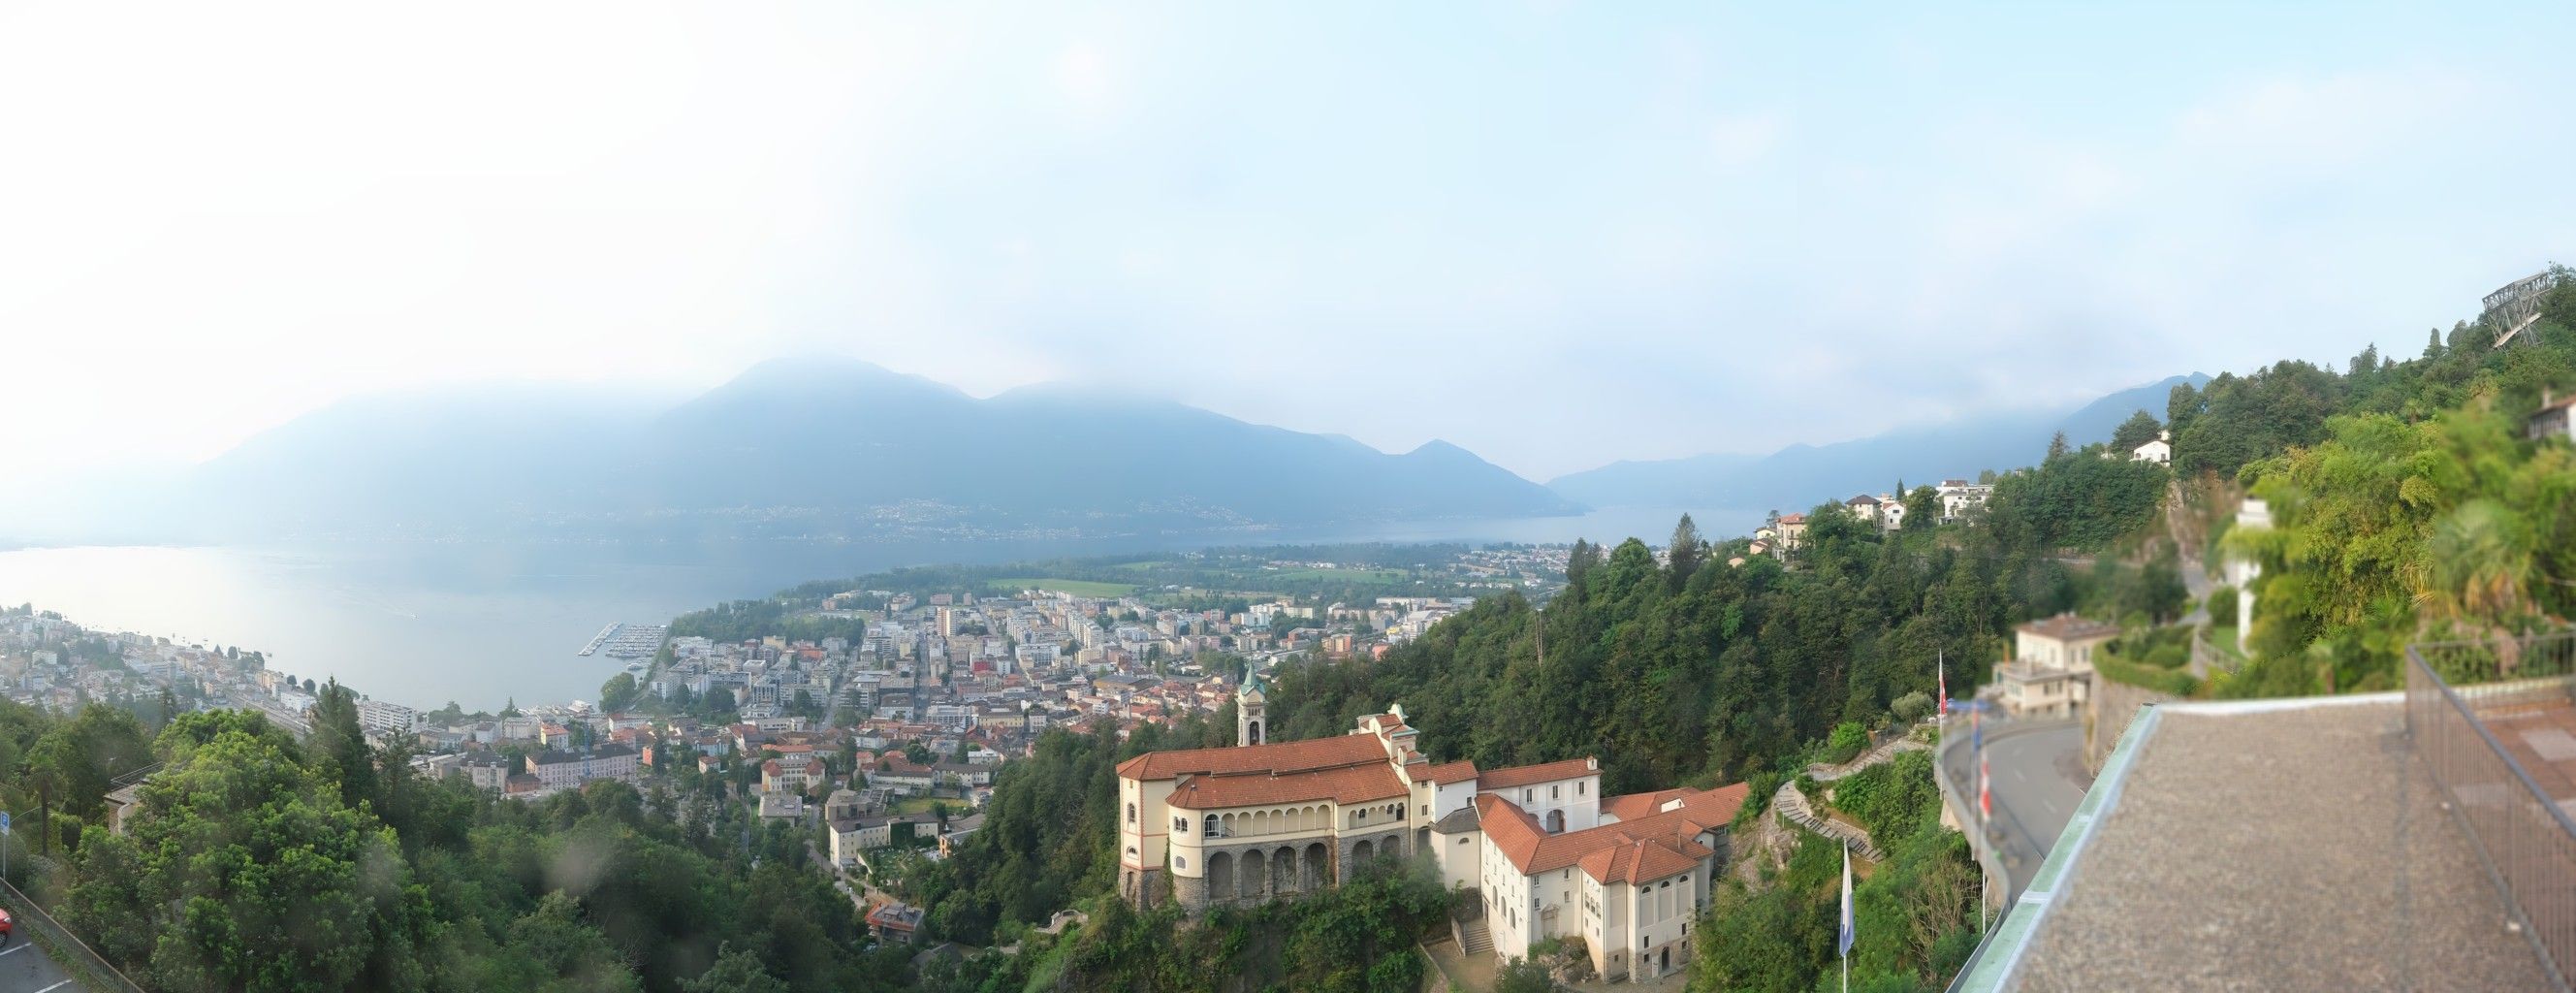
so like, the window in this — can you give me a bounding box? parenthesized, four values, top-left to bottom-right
(1522, 788, 1532, 802)
(1577, 781, 1586, 795)
(1175, 856, 1187, 869)
(1550, 785, 1560, 799)
(1205, 814, 1221, 835)
(1174, 817, 1188, 832)
(1126, 803, 1136, 823)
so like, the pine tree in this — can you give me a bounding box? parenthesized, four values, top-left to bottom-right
(1667, 515, 1704, 589)
(2046, 431, 2072, 461)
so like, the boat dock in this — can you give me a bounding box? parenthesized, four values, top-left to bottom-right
(578, 623, 669, 658)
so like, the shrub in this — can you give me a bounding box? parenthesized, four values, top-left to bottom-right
(2208, 585, 2238, 626)
(1825, 721, 1868, 764)
(2095, 653, 2201, 696)
(1891, 691, 1933, 724)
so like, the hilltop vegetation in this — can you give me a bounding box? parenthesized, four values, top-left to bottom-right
(2177, 272, 2576, 694)
(2, 686, 912, 993)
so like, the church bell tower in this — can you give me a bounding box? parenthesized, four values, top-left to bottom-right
(1237, 673, 1266, 746)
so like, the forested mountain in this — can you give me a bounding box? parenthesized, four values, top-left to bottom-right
(1547, 373, 2209, 511)
(103, 358, 1580, 543)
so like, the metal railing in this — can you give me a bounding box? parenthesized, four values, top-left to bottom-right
(0, 874, 149, 993)
(2407, 632, 2576, 991)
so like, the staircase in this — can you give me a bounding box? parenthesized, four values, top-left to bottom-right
(1455, 918, 1493, 955)
(1806, 725, 1932, 782)
(1773, 781, 1885, 861)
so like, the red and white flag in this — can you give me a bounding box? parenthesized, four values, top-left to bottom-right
(1979, 753, 1991, 819)
(1938, 650, 1948, 718)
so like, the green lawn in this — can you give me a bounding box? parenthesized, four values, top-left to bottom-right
(892, 796, 953, 816)
(988, 577, 1137, 597)
(1266, 567, 1411, 584)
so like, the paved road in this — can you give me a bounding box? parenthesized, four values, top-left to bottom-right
(0, 936, 83, 993)
(1944, 720, 2087, 904)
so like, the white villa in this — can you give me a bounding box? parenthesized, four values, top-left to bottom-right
(1116, 680, 1748, 983)
(1991, 612, 2122, 719)
(2130, 430, 2173, 464)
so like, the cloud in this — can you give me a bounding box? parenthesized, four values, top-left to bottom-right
(2, 5, 2570, 489)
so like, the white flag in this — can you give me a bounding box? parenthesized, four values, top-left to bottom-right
(1838, 843, 1855, 958)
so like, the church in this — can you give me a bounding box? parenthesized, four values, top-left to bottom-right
(1115, 678, 1748, 983)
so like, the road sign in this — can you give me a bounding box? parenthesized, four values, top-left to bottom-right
(1, 811, 12, 836)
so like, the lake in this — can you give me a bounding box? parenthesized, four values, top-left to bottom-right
(0, 505, 1749, 711)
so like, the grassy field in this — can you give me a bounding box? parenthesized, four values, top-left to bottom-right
(1265, 567, 1413, 584)
(892, 796, 955, 816)
(988, 577, 1137, 597)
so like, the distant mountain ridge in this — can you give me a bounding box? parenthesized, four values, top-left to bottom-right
(170, 357, 1584, 542)
(1546, 374, 2210, 513)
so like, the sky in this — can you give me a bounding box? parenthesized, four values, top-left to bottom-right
(4, 2, 2573, 482)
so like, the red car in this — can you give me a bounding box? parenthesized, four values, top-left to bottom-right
(0, 906, 13, 945)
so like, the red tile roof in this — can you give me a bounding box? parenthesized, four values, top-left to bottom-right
(1166, 762, 1409, 810)
(1600, 788, 1693, 823)
(1116, 732, 1387, 781)
(1415, 760, 1479, 785)
(1575, 833, 1711, 885)
(1477, 782, 1750, 878)
(1479, 757, 1596, 790)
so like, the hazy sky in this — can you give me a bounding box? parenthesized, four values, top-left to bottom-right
(6, 3, 2572, 480)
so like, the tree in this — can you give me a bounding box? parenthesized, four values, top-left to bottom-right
(1495, 959, 1554, 993)
(682, 944, 790, 993)
(2045, 431, 2071, 461)
(309, 679, 378, 813)
(600, 672, 639, 713)
(1902, 486, 1939, 532)
(2110, 409, 2164, 452)
(64, 721, 423, 993)
(1667, 514, 1705, 589)
(2167, 381, 2203, 436)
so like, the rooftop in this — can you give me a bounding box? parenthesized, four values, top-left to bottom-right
(1166, 761, 1409, 810)
(1479, 756, 1597, 790)
(1478, 783, 1747, 877)
(1115, 729, 1387, 781)
(1961, 696, 2550, 992)
(2015, 612, 2121, 644)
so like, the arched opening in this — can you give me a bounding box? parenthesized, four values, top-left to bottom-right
(1240, 849, 1267, 900)
(1272, 847, 1294, 895)
(1544, 809, 1565, 834)
(1246, 720, 1262, 745)
(1205, 814, 1221, 836)
(1352, 838, 1375, 870)
(1303, 842, 1328, 890)
(1253, 810, 1267, 835)
(1207, 851, 1234, 903)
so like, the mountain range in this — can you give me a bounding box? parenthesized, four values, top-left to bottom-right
(12, 362, 2207, 545)
(159, 358, 1583, 542)
(1546, 373, 2211, 513)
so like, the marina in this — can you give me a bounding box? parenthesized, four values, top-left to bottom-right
(577, 622, 669, 658)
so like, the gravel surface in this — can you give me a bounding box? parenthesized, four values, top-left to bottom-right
(2016, 702, 2552, 992)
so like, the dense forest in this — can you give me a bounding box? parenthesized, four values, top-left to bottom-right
(1259, 449, 2173, 795)
(0, 685, 912, 993)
